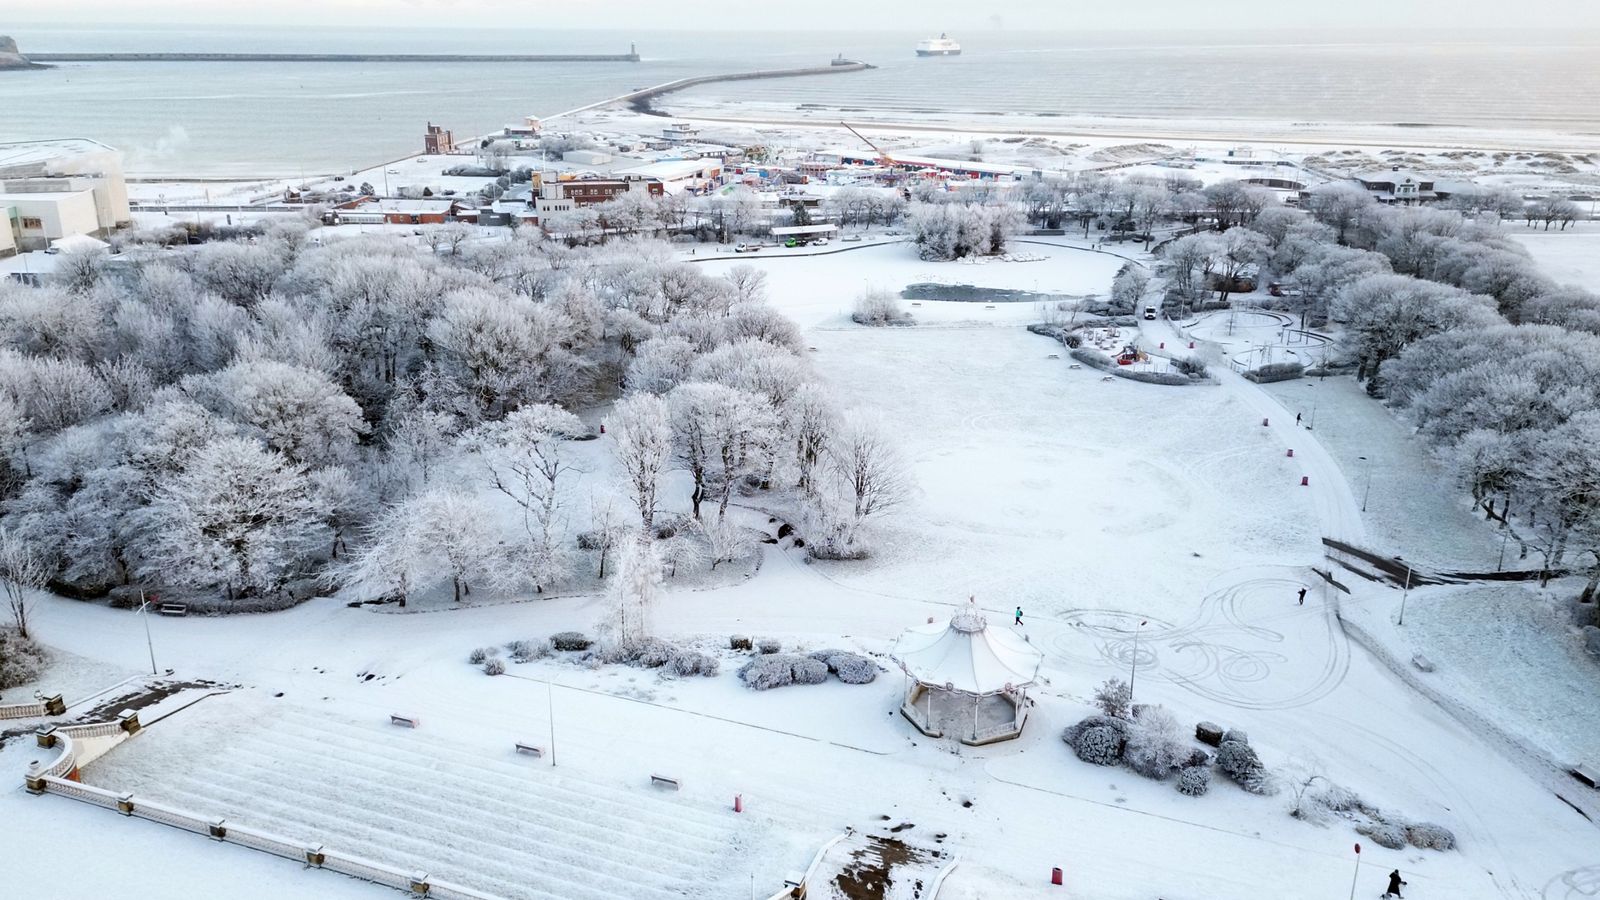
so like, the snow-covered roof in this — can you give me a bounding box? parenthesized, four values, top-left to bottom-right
(48, 233, 109, 253)
(614, 158, 721, 181)
(891, 604, 1043, 695)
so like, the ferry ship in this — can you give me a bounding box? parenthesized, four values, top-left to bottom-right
(915, 34, 961, 57)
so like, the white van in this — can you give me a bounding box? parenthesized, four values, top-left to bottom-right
(1143, 306, 1158, 320)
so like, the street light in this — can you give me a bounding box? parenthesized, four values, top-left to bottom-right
(1394, 556, 1413, 625)
(1305, 380, 1319, 430)
(1128, 619, 1147, 703)
(135, 589, 158, 676)
(1358, 456, 1373, 512)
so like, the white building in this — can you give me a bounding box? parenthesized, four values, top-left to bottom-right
(0, 139, 130, 254)
(613, 158, 723, 190)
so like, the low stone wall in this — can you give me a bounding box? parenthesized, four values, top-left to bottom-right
(0, 692, 63, 720)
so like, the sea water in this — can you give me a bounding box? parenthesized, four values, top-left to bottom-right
(1, 25, 1597, 176)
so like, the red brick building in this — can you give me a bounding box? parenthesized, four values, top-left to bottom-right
(424, 123, 455, 155)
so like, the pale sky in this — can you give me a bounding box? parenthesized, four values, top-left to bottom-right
(9, 0, 1600, 32)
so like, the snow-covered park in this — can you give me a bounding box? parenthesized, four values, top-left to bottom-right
(3, 189, 1600, 900)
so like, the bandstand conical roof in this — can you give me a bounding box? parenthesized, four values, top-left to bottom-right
(890, 603, 1043, 695)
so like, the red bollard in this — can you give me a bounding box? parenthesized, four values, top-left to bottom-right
(1262, 417, 1270, 427)
(1188, 341, 1195, 349)
(733, 794, 743, 813)
(1159, 342, 1165, 349)
(1300, 476, 1309, 486)
(1287, 448, 1294, 457)
(599, 423, 606, 434)
(1051, 867, 1063, 885)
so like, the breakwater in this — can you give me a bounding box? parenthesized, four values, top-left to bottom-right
(617, 61, 872, 115)
(28, 51, 640, 63)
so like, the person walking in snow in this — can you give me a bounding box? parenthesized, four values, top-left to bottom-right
(1295, 412, 1302, 426)
(1014, 607, 1024, 626)
(1383, 869, 1407, 898)
(1297, 586, 1308, 606)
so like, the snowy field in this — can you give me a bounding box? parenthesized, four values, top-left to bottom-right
(7, 242, 1600, 900)
(1511, 222, 1600, 292)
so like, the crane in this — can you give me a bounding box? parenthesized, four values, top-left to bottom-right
(841, 121, 898, 168)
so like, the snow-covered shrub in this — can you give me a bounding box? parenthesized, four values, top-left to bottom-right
(551, 631, 592, 651)
(1174, 357, 1208, 378)
(758, 638, 781, 655)
(1244, 362, 1304, 384)
(1184, 748, 1212, 768)
(1175, 766, 1211, 797)
(598, 637, 675, 668)
(0, 628, 45, 689)
(1312, 781, 1363, 813)
(1061, 714, 1129, 747)
(1356, 822, 1407, 850)
(482, 657, 506, 676)
(667, 650, 719, 678)
(1093, 678, 1133, 719)
(637, 640, 674, 669)
(730, 634, 752, 651)
(791, 657, 829, 685)
(468, 646, 499, 665)
(1216, 740, 1270, 794)
(1221, 728, 1249, 745)
(506, 639, 549, 663)
(1406, 822, 1456, 851)
(739, 654, 795, 690)
(851, 289, 913, 327)
(821, 652, 878, 684)
(1073, 725, 1126, 766)
(739, 654, 826, 690)
(1124, 707, 1188, 781)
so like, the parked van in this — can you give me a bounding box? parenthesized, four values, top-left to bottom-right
(1143, 306, 1158, 320)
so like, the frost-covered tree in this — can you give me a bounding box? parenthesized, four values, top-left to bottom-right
(668, 382, 776, 520)
(1305, 183, 1377, 245)
(789, 382, 839, 497)
(1331, 274, 1501, 386)
(1093, 677, 1133, 719)
(471, 404, 586, 592)
(806, 411, 912, 556)
(852, 289, 911, 326)
(597, 535, 662, 645)
(137, 436, 330, 600)
(609, 392, 672, 532)
(192, 360, 367, 468)
(337, 487, 503, 606)
(625, 336, 698, 395)
(0, 527, 52, 639)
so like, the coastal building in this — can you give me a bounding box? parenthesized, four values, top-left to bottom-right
(612, 158, 722, 190)
(423, 123, 455, 155)
(561, 149, 612, 166)
(527, 172, 664, 222)
(1353, 168, 1439, 205)
(0, 138, 131, 254)
(661, 122, 700, 143)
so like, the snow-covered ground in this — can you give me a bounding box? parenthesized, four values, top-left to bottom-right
(1510, 222, 1600, 291)
(6, 242, 1599, 900)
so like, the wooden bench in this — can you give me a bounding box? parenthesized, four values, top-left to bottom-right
(650, 774, 681, 790)
(158, 602, 188, 617)
(389, 714, 419, 728)
(514, 742, 543, 758)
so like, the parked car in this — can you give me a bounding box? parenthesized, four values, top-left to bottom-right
(734, 243, 759, 253)
(842, 234, 862, 242)
(812, 238, 830, 246)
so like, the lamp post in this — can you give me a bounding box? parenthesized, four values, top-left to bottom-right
(1306, 380, 1318, 430)
(1128, 619, 1147, 704)
(1358, 456, 1373, 512)
(546, 679, 557, 767)
(136, 589, 158, 676)
(1348, 843, 1362, 900)
(1394, 556, 1413, 625)
(1497, 528, 1510, 572)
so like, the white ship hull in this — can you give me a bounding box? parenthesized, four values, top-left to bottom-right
(915, 48, 961, 56)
